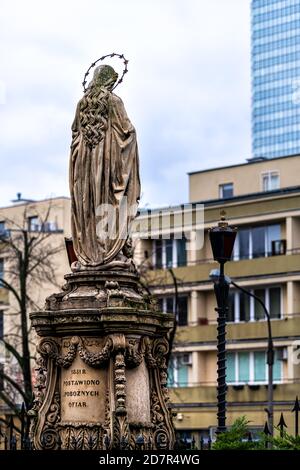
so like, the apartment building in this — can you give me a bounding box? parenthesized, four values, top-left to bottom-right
(1, 154, 300, 442)
(136, 153, 300, 442)
(0, 196, 71, 417)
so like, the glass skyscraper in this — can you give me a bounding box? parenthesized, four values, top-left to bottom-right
(252, 0, 300, 158)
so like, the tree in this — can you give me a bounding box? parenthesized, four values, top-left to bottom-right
(0, 202, 63, 425)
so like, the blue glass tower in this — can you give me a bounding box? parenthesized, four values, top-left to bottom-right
(252, 0, 300, 158)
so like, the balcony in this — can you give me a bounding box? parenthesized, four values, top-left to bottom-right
(169, 382, 300, 405)
(147, 253, 300, 286)
(174, 316, 300, 345)
(169, 383, 300, 429)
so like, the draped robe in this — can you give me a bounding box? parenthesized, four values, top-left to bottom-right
(69, 90, 140, 266)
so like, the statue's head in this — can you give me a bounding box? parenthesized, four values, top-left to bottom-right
(92, 64, 118, 91)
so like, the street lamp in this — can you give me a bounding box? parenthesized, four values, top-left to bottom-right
(209, 269, 274, 436)
(209, 214, 237, 434)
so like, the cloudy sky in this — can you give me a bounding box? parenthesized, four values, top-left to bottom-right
(0, 0, 251, 208)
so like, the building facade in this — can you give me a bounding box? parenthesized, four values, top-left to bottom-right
(251, 0, 300, 158)
(136, 154, 300, 444)
(0, 197, 71, 419)
(1, 156, 300, 444)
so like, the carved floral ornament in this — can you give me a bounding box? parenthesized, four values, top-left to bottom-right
(30, 334, 174, 450)
(37, 335, 168, 370)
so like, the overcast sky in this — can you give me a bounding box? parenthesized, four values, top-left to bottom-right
(0, 0, 251, 208)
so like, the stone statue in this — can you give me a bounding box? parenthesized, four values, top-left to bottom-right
(69, 64, 140, 269)
(30, 57, 176, 450)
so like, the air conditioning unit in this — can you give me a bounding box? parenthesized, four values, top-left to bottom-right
(277, 347, 288, 361)
(181, 353, 192, 366)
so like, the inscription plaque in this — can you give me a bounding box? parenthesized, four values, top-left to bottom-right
(60, 338, 107, 423)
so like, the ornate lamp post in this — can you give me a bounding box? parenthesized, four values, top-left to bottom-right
(210, 270, 274, 437)
(209, 214, 237, 434)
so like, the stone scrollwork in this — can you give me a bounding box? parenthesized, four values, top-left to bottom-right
(148, 337, 175, 450)
(32, 338, 60, 450)
(125, 338, 143, 368)
(38, 337, 77, 368)
(78, 336, 113, 367)
(38, 335, 113, 369)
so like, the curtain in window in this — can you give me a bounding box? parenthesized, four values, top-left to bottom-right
(226, 352, 235, 382)
(167, 358, 175, 387)
(274, 351, 282, 381)
(238, 352, 250, 382)
(178, 362, 188, 387)
(254, 351, 266, 382)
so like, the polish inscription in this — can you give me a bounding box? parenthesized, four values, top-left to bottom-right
(61, 339, 106, 423)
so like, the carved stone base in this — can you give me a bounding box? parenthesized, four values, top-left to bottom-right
(30, 269, 175, 450)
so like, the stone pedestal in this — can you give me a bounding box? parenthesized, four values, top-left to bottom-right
(29, 269, 175, 450)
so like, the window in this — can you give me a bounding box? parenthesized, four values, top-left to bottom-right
(239, 292, 251, 322)
(219, 183, 233, 199)
(167, 354, 191, 387)
(177, 238, 187, 267)
(40, 221, 58, 232)
(234, 224, 281, 260)
(158, 295, 188, 326)
(228, 286, 281, 323)
(28, 216, 39, 232)
(155, 240, 163, 269)
(252, 226, 265, 258)
(238, 228, 250, 260)
(152, 238, 187, 269)
(262, 171, 280, 191)
(177, 297, 188, 326)
(165, 239, 173, 268)
(157, 298, 163, 312)
(227, 350, 282, 384)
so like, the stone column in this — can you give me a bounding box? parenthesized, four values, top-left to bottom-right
(29, 269, 175, 450)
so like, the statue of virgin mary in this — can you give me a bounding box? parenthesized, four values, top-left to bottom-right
(69, 64, 140, 268)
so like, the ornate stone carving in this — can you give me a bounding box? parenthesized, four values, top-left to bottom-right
(30, 271, 175, 450)
(58, 423, 104, 450)
(113, 413, 129, 450)
(32, 339, 60, 449)
(78, 337, 112, 367)
(125, 338, 143, 368)
(37, 335, 113, 369)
